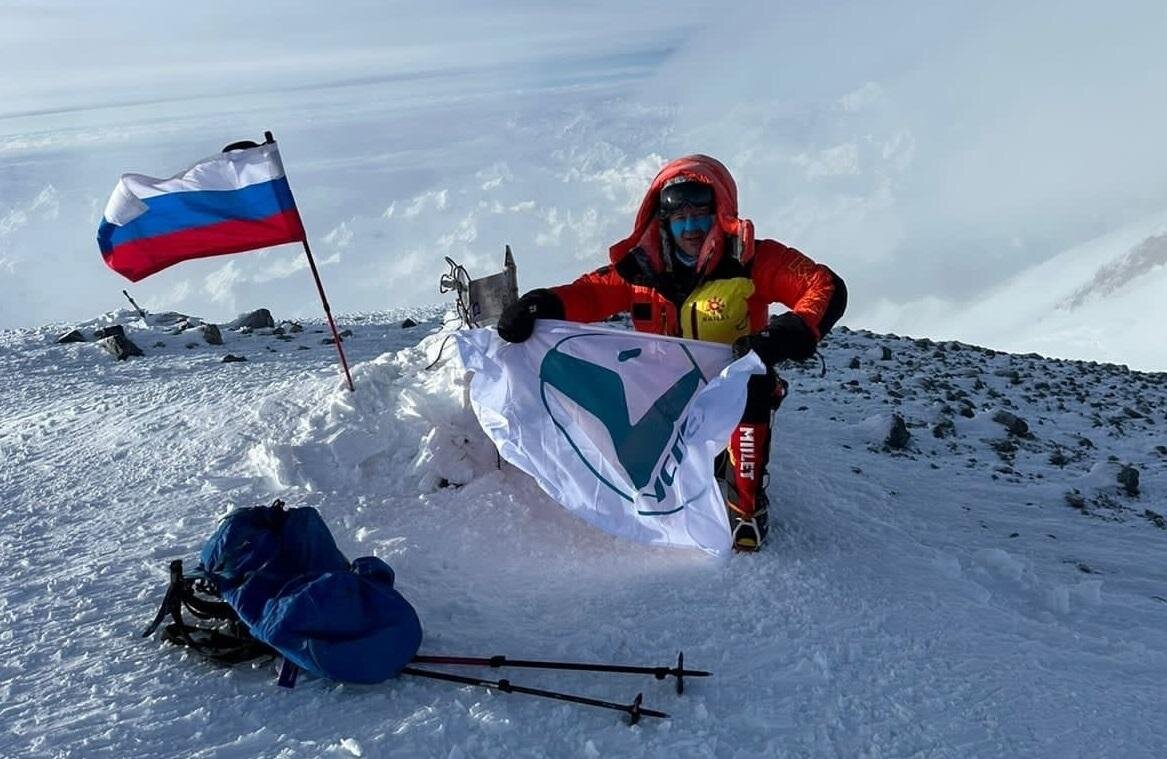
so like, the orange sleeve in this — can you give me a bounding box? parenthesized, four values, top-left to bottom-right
(550, 265, 634, 324)
(750, 240, 840, 340)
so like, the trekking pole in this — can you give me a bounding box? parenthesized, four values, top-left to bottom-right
(411, 651, 707, 695)
(400, 667, 668, 726)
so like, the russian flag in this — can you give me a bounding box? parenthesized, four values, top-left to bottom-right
(97, 142, 306, 282)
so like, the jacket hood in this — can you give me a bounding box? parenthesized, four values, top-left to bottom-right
(608, 154, 755, 276)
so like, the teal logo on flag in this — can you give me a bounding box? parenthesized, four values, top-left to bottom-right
(539, 334, 706, 514)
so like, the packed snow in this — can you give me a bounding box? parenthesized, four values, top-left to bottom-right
(2, 307, 1165, 757)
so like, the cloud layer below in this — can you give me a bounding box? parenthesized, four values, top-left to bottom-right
(2, 1, 1165, 368)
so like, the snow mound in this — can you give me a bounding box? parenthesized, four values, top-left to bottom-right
(248, 327, 497, 494)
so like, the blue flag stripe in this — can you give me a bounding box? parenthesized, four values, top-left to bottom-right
(99, 177, 298, 252)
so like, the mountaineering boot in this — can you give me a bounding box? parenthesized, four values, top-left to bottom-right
(724, 422, 771, 551)
(728, 494, 769, 552)
(718, 369, 784, 552)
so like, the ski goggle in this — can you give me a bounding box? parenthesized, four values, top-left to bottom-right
(659, 181, 715, 216)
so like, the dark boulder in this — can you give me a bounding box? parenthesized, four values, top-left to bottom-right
(99, 334, 144, 360)
(885, 414, 911, 450)
(199, 324, 223, 346)
(94, 325, 125, 340)
(992, 410, 1029, 437)
(230, 309, 275, 330)
(57, 329, 86, 344)
(1117, 465, 1140, 497)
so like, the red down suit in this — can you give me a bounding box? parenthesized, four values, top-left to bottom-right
(543, 154, 847, 532)
(550, 154, 845, 345)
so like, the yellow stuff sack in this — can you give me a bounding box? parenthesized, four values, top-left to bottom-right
(679, 277, 755, 345)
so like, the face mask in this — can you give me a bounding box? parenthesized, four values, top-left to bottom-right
(669, 214, 712, 268)
(669, 214, 714, 240)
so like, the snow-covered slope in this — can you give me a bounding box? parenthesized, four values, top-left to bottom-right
(901, 209, 1167, 371)
(1, 310, 1165, 757)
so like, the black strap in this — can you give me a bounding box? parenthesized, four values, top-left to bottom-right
(144, 559, 274, 665)
(142, 559, 190, 639)
(161, 622, 275, 665)
(180, 589, 238, 622)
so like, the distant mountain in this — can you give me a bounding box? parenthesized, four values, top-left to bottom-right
(1062, 232, 1167, 309)
(931, 209, 1167, 371)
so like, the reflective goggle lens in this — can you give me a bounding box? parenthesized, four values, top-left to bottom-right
(659, 181, 715, 215)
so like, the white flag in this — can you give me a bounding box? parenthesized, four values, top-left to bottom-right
(455, 320, 765, 557)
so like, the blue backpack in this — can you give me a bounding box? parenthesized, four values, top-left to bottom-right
(144, 500, 422, 686)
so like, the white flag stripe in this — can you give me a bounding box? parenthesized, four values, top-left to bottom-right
(102, 143, 288, 225)
(455, 321, 764, 557)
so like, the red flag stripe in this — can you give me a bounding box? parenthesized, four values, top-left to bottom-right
(103, 209, 306, 282)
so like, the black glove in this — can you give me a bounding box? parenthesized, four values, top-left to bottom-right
(497, 289, 565, 343)
(732, 312, 817, 366)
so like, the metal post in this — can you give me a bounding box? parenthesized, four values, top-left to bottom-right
(301, 239, 355, 392)
(262, 130, 354, 392)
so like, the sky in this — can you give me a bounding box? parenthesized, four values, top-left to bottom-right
(2, 0, 1166, 366)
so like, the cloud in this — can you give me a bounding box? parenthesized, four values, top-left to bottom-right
(203, 260, 243, 305)
(402, 189, 448, 218)
(29, 185, 59, 217)
(156, 279, 193, 306)
(322, 220, 355, 250)
(3, 0, 1166, 370)
(476, 162, 513, 190)
(0, 209, 28, 237)
(792, 143, 861, 179)
(839, 82, 884, 113)
(639, 0, 1167, 308)
(0, 184, 58, 236)
(436, 212, 478, 250)
(250, 253, 309, 284)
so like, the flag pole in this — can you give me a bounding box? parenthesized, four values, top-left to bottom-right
(264, 131, 355, 392)
(301, 237, 355, 392)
